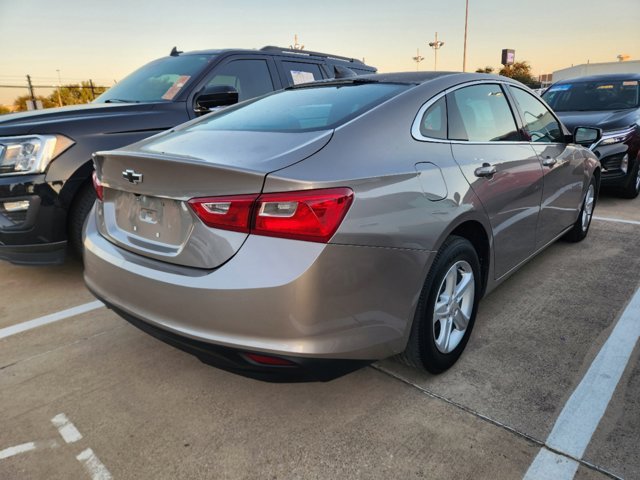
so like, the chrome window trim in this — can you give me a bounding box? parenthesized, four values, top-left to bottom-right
(411, 80, 563, 146)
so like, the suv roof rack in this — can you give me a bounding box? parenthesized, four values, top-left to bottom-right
(260, 46, 365, 65)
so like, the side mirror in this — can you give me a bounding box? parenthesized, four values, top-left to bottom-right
(194, 85, 239, 114)
(573, 126, 602, 147)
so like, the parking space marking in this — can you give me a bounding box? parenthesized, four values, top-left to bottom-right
(0, 300, 103, 340)
(51, 413, 83, 444)
(0, 440, 60, 460)
(593, 216, 640, 226)
(76, 448, 113, 480)
(524, 448, 580, 480)
(524, 285, 640, 479)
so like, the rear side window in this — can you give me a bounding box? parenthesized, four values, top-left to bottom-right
(281, 61, 324, 86)
(189, 83, 409, 133)
(419, 96, 447, 139)
(205, 59, 274, 101)
(447, 84, 520, 142)
(509, 87, 564, 143)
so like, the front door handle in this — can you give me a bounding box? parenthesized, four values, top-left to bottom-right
(542, 156, 557, 167)
(474, 163, 497, 178)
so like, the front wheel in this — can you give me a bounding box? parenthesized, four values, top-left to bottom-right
(564, 177, 596, 242)
(68, 182, 97, 257)
(618, 157, 640, 199)
(399, 236, 481, 374)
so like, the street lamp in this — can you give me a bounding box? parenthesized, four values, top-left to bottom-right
(428, 32, 445, 71)
(412, 48, 425, 71)
(462, 0, 469, 71)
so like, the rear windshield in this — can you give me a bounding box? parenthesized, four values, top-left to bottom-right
(188, 83, 410, 133)
(543, 79, 640, 112)
(96, 54, 214, 103)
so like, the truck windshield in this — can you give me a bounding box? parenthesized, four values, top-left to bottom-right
(95, 54, 215, 103)
(188, 82, 409, 133)
(543, 80, 640, 112)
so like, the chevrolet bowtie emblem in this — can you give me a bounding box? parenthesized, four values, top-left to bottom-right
(122, 169, 143, 184)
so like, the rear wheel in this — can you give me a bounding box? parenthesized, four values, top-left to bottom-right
(68, 182, 96, 257)
(564, 177, 596, 242)
(399, 236, 481, 374)
(618, 157, 640, 199)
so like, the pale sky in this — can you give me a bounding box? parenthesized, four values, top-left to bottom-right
(1, 0, 639, 105)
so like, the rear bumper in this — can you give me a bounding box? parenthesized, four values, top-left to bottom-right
(0, 174, 67, 265)
(83, 209, 432, 367)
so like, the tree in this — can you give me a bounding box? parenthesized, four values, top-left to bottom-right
(49, 81, 107, 106)
(475, 66, 494, 74)
(0, 105, 11, 115)
(13, 94, 57, 112)
(498, 61, 540, 88)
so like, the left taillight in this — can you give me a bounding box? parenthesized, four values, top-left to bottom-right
(188, 188, 354, 243)
(92, 171, 103, 201)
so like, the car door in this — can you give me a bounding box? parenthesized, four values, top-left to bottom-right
(447, 83, 544, 279)
(186, 55, 281, 119)
(507, 86, 584, 249)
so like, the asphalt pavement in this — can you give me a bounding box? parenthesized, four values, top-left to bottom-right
(0, 193, 638, 480)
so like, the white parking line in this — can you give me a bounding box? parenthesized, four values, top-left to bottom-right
(523, 286, 640, 479)
(593, 216, 640, 226)
(76, 448, 113, 480)
(0, 301, 103, 340)
(51, 413, 83, 444)
(0, 440, 59, 460)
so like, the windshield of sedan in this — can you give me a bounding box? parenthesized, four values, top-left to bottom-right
(188, 82, 410, 133)
(543, 80, 639, 112)
(95, 54, 214, 103)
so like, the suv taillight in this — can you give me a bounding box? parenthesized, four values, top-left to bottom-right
(188, 188, 354, 243)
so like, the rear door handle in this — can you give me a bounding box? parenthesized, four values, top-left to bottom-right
(542, 156, 557, 167)
(474, 164, 497, 178)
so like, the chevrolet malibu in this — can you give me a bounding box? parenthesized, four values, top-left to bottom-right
(84, 73, 601, 381)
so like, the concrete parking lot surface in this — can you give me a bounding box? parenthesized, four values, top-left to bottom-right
(1, 193, 638, 479)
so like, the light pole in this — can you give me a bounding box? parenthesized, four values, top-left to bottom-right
(56, 69, 63, 107)
(462, 0, 469, 71)
(428, 32, 445, 71)
(412, 48, 425, 71)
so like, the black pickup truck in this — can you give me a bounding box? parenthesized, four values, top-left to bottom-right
(0, 46, 376, 264)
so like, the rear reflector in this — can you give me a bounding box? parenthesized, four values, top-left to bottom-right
(189, 188, 353, 243)
(92, 171, 103, 201)
(188, 194, 258, 233)
(244, 353, 295, 366)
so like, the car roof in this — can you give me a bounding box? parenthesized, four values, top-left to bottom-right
(555, 73, 640, 83)
(178, 46, 369, 65)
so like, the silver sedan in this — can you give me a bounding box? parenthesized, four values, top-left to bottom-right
(84, 72, 601, 381)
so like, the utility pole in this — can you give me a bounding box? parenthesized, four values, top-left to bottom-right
(26, 74, 37, 109)
(412, 48, 425, 71)
(428, 32, 445, 71)
(89, 79, 96, 100)
(462, 0, 469, 71)
(56, 69, 63, 107)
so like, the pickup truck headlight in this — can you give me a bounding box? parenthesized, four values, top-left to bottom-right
(0, 134, 74, 176)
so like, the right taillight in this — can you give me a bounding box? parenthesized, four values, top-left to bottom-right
(92, 171, 103, 201)
(188, 187, 354, 243)
(253, 188, 354, 243)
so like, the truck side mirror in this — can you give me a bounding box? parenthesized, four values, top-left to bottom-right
(194, 85, 239, 115)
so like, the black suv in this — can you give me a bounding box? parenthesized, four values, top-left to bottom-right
(0, 46, 376, 265)
(543, 73, 640, 198)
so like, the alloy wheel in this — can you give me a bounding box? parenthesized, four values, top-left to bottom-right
(432, 260, 475, 354)
(582, 184, 595, 232)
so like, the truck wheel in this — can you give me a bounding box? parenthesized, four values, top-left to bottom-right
(68, 182, 96, 258)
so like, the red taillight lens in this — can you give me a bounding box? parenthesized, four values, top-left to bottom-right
(244, 353, 295, 366)
(253, 188, 354, 243)
(189, 188, 354, 243)
(188, 194, 258, 233)
(92, 171, 103, 201)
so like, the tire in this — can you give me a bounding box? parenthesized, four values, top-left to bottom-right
(564, 177, 596, 243)
(399, 236, 482, 374)
(68, 182, 96, 257)
(618, 157, 640, 199)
